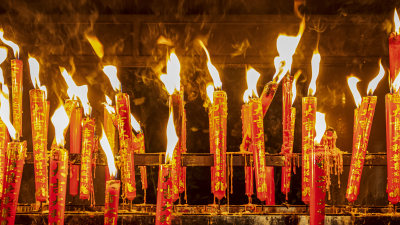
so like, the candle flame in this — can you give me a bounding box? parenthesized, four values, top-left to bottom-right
(60, 67, 91, 116)
(245, 67, 260, 98)
(393, 72, 400, 92)
(0, 29, 19, 58)
(85, 34, 104, 59)
(0, 47, 7, 84)
(347, 76, 362, 108)
(100, 128, 117, 177)
(51, 105, 69, 146)
(130, 113, 141, 133)
(206, 84, 214, 104)
(160, 52, 181, 95)
(395, 9, 400, 34)
(0, 85, 16, 140)
(103, 95, 115, 114)
(28, 56, 48, 98)
(291, 71, 301, 105)
(165, 111, 179, 163)
(308, 50, 321, 96)
(314, 112, 326, 144)
(103, 65, 121, 92)
(366, 60, 385, 95)
(199, 40, 222, 89)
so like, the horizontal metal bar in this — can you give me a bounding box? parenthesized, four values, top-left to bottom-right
(23, 152, 387, 167)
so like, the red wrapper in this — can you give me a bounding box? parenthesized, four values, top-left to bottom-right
(310, 144, 326, 225)
(0, 121, 9, 198)
(80, 117, 95, 199)
(346, 96, 377, 202)
(389, 33, 400, 88)
(385, 94, 400, 203)
(69, 104, 82, 196)
(48, 147, 68, 225)
(250, 98, 267, 201)
(116, 92, 136, 200)
(104, 105, 116, 182)
(0, 141, 27, 225)
(281, 107, 296, 198)
(260, 82, 278, 116)
(11, 59, 23, 138)
(104, 180, 120, 225)
(302, 97, 316, 204)
(210, 91, 227, 200)
(156, 165, 172, 225)
(241, 103, 253, 198)
(29, 89, 49, 202)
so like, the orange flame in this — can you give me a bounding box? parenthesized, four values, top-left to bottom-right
(206, 84, 214, 104)
(347, 76, 362, 108)
(100, 128, 117, 177)
(291, 71, 301, 105)
(130, 113, 141, 133)
(28, 56, 47, 99)
(85, 34, 104, 59)
(0, 85, 16, 140)
(51, 105, 70, 146)
(308, 50, 321, 96)
(59, 67, 91, 116)
(0, 47, 7, 85)
(245, 67, 260, 98)
(160, 52, 181, 95)
(366, 60, 385, 95)
(395, 9, 400, 35)
(0, 29, 19, 58)
(165, 111, 179, 163)
(393, 72, 400, 92)
(199, 40, 222, 89)
(314, 112, 326, 144)
(103, 65, 121, 92)
(103, 95, 115, 114)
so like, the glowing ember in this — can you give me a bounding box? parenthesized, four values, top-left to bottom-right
(245, 67, 261, 98)
(0, 28, 19, 58)
(366, 60, 385, 95)
(100, 128, 117, 177)
(130, 113, 141, 133)
(347, 76, 362, 108)
(165, 112, 179, 163)
(314, 112, 326, 144)
(85, 34, 104, 59)
(51, 105, 70, 146)
(395, 9, 400, 35)
(0, 85, 16, 140)
(28, 56, 47, 98)
(103, 95, 115, 114)
(0, 47, 7, 84)
(308, 50, 321, 96)
(206, 84, 214, 104)
(159, 52, 181, 95)
(103, 65, 121, 92)
(199, 41, 222, 89)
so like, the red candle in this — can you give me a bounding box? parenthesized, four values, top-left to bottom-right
(48, 147, 69, 225)
(386, 93, 400, 203)
(241, 103, 253, 200)
(70, 104, 82, 196)
(104, 104, 116, 182)
(11, 59, 23, 139)
(179, 109, 187, 195)
(346, 96, 377, 202)
(80, 117, 95, 199)
(389, 10, 400, 88)
(208, 108, 215, 195)
(301, 97, 316, 204)
(104, 180, 120, 225)
(29, 89, 49, 202)
(310, 144, 326, 225)
(260, 82, 279, 116)
(0, 121, 8, 198)
(156, 164, 172, 225)
(0, 141, 26, 225)
(132, 132, 147, 191)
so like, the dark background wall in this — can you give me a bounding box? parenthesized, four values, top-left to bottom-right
(0, 0, 397, 207)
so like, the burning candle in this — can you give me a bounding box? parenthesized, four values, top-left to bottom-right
(200, 42, 227, 201)
(0, 29, 22, 139)
(103, 65, 136, 200)
(156, 112, 178, 225)
(386, 75, 400, 204)
(130, 114, 148, 194)
(159, 52, 185, 202)
(281, 73, 299, 199)
(48, 105, 70, 225)
(389, 9, 400, 89)
(28, 57, 49, 202)
(346, 62, 385, 203)
(0, 82, 27, 225)
(100, 128, 120, 225)
(310, 112, 327, 225)
(302, 50, 321, 204)
(241, 85, 253, 202)
(0, 47, 9, 199)
(104, 95, 116, 182)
